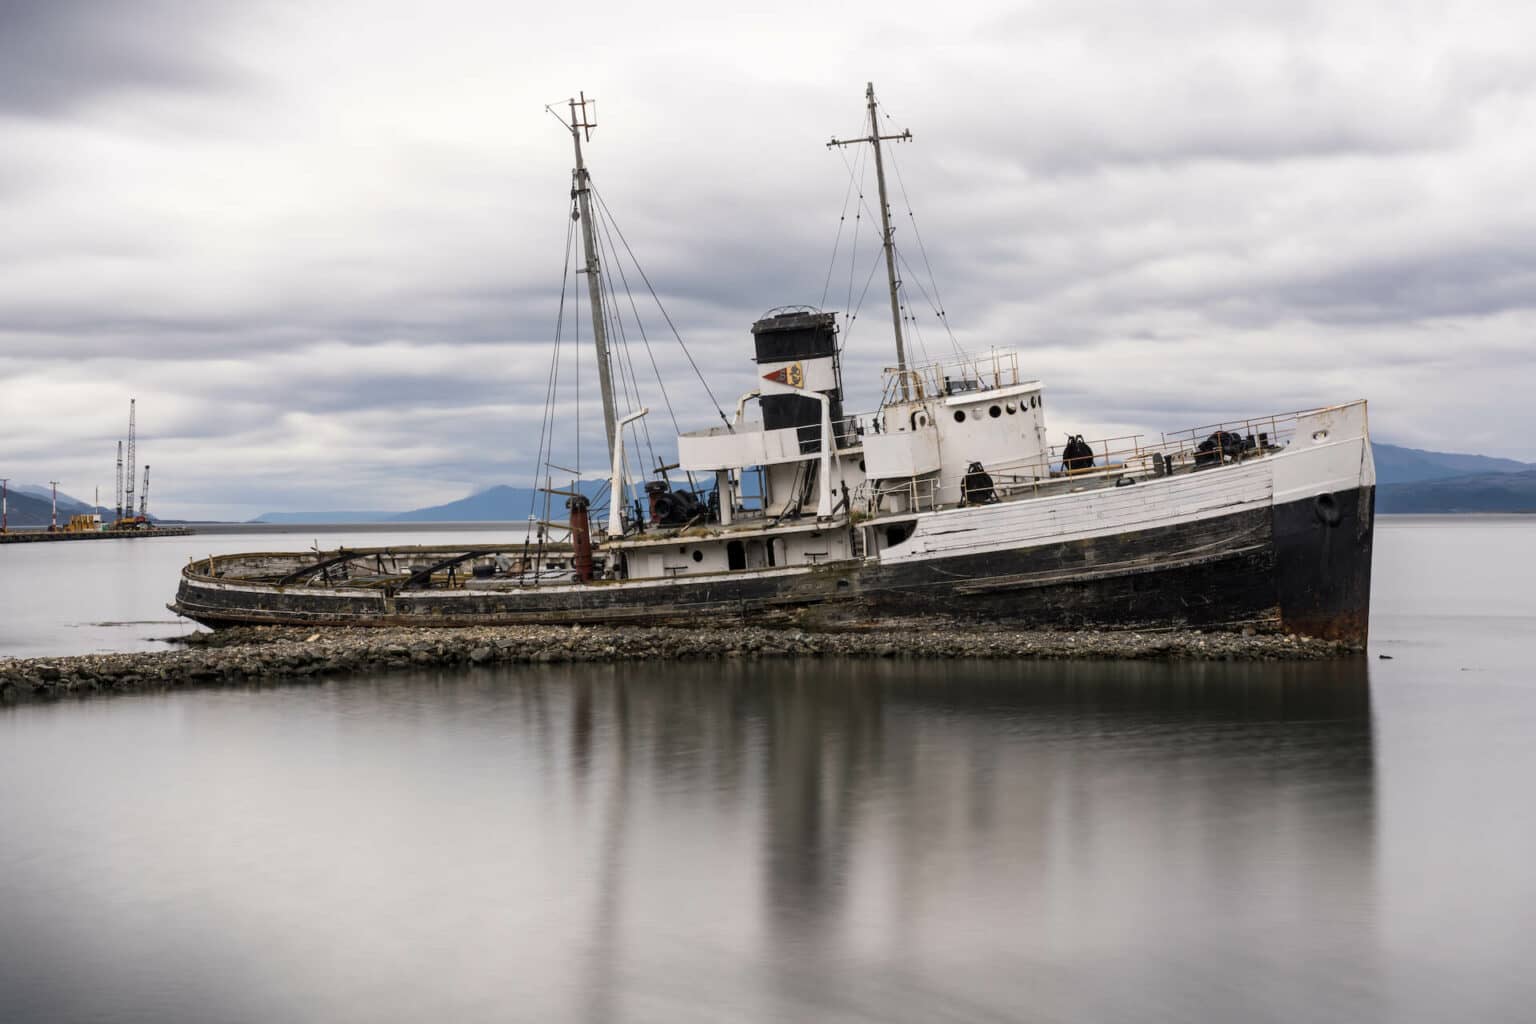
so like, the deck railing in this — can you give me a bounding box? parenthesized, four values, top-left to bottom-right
(880, 351, 1025, 406)
(866, 410, 1308, 514)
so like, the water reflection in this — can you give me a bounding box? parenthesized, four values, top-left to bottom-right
(0, 659, 1377, 1023)
(516, 658, 1377, 1022)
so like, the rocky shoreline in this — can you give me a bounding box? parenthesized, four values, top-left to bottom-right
(0, 622, 1361, 701)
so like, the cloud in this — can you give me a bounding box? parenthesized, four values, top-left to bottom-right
(1, 0, 1534, 519)
(0, 0, 243, 117)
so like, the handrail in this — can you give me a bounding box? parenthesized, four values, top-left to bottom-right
(863, 408, 1315, 515)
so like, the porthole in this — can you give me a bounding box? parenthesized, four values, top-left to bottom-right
(1005, 403, 1016, 414)
(691, 549, 704, 562)
(1029, 395, 1037, 409)
(954, 410, 966, 423)
(989, 405, 1002, 418)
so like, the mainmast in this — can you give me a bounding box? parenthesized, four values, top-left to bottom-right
(829, 82, 913, 395)
(563, 93, 618, 461)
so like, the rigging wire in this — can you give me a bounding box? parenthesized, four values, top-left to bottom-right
(589, 185, 732, 430)
(591, 193, 702, 493)
(881, 108, 966, 362)
(524, 192, 581, 579)
(590, 198, 658, 468)
(834, 144, 868, 328)
(586, 202, 656, 514)
(895, 247, 959, 364)
(821, 141, 866, 311)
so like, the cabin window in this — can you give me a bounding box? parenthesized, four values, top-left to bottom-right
(953, 410, 966, 423)
(691, 549, 704, 562)
(727, 540, 746, 570)
(989, 405, 1002, 418)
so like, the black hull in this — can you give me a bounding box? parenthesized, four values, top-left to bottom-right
(171, 487, 1374, 644)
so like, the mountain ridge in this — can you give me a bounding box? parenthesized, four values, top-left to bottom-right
(240, 442, 1533, 524)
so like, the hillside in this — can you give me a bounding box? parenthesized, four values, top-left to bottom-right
(2, 487, 96, 528)
(253, 510, 397, 525)
(240, 442, 1534, 524)
(1377, 469, 1536, 514)
(390, 482, 608, 522)
(1373, 443, 1532, 486)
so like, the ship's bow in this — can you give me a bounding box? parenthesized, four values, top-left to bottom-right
(1271, 402, 1375, 645)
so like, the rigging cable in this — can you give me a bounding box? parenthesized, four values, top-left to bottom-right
(524, 191, 580, 581)
(591, 192, 702, 493)
(590, 200, 662, 502)
(821, 140, 866, 310)
(882, 113, 966, 362)
(590, 185, 732, 430)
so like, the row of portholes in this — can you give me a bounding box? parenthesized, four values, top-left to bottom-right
(953, 394, 1042, 423)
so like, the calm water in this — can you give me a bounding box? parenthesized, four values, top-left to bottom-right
(0, 524, 529, 658)
(1, 517, 1534, 1022)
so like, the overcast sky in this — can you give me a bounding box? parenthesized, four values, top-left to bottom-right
(2, 0, 1533, 519)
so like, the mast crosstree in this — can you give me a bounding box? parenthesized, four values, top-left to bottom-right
(828, 82, 913, 396)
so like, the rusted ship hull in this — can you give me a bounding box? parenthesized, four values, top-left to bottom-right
(170, 485, 1374, 642)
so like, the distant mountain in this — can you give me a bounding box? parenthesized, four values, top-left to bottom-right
(1373, 443, 1532, 486)
(390, 482, 608, 522)
(1, 489, 112, 528)
(1378, 469, 1536, 513)
(2, 485, 94, 528)
(237, 442, 1532, 525)
(1, 482, 168, 527)
(252, 510, 397, 524)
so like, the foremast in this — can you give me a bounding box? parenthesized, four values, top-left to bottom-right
(829, 82, 912, 396)
(561, 93, 619, 461)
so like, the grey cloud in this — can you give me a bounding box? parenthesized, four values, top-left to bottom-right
(5, 0, 1536, 519)
(0, 0, 242, 117)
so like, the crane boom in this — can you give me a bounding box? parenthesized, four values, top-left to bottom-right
(115, 441, 124, 522)
(138, 465, 150, 519)
(123, 398, 136, 517)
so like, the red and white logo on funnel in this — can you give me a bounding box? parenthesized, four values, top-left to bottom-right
(763, 362, 805, 388)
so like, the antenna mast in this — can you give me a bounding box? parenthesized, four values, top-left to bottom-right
(559, 92, 619, 462)
(829, 82, 913, 395)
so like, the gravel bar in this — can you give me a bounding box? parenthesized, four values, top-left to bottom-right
(0, 622, 1362, 701)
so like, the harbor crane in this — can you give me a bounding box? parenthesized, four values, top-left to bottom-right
(122, 399, 136, 522)
(138, 465, 150, 520)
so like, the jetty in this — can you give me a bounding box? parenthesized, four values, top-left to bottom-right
(0, 526, 194, 544)
(0, 622, 1362, 700)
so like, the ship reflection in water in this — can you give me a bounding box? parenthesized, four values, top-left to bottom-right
(0, 658, 1379, 1022)
(556, 659, 1376, 1023)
